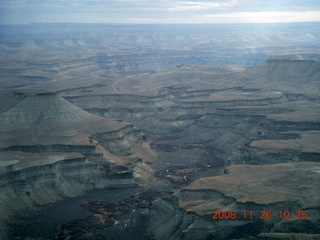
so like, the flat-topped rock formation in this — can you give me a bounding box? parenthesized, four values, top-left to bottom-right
(183, 163, 320, 208)
(245, 59, 320, 79)
(2, 23, 319, 91)
(149, 162, 320, 239)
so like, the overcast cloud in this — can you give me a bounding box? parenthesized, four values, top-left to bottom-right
(1, 0, 320, 24)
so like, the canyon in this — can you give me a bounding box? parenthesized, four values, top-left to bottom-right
(0, 23, 320, 239)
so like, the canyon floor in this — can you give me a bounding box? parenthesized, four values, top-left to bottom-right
(0, 23, 320, 239)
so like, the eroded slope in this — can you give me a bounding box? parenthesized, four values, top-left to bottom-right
(0, 91, 156, 226)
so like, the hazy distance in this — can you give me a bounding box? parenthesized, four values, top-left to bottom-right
(1, 0, 320, 24)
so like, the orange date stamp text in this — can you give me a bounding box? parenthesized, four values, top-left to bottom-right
(212, 209, 308, 220)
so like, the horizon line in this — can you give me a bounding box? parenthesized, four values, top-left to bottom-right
(2, 21, 320, 26)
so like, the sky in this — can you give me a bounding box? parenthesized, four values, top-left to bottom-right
(1, 0, 320, 24)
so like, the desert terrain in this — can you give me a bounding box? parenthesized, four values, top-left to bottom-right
(0, 23, 320, 239)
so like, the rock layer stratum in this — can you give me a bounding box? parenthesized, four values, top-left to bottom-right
(0, 91, 156, 226)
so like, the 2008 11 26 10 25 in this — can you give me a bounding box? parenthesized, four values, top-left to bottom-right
(212, 209, 308, 220)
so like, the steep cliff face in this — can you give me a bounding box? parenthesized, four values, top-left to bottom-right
(0, 92, 156, 226)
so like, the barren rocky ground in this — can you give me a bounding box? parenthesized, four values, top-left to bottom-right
(0, 23, 320, 239)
